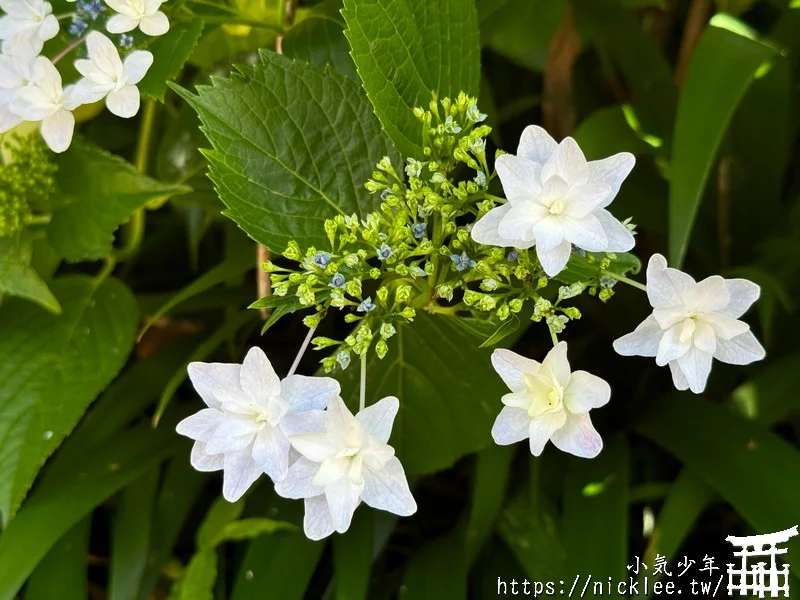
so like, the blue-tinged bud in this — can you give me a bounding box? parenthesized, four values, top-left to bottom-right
(312, 251, 332, 268)
(376, 242, 393, 260)
(411, 222, 426, 239)
(357, 297, 376, 312)
(329, 273, 346, 289)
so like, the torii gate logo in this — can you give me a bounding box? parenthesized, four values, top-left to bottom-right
(726, 526, 798, 598)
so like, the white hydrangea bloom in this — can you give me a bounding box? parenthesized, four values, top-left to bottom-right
(73, 31, 153, 118)
(0, 0, 58, 50)
(471, 125, 635, 276)
(613, 254, 765, 394)
(10, 57, 80, 152)
(176, 347, 340, 502)
(275, 396, 416, 540)
(0, 35, 36, 132)
(490, 342, 610, 458)
(104, 0, 169, 37)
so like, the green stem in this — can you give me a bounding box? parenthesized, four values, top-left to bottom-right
(549, 326, 559, 346)
(288, 327, 316, 377)
(359, 351, 367, 412)
(600, 269, 648, 293)
(95, 256, 116, 284)
(25, 214, 51, 226)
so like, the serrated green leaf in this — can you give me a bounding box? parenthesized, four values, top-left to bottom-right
(176, 50, 399, 251)
(47, 140, 189, 262)
(337, 312, 504, 474)
(0, 275, 138, 525)
(0, 233, 60, 313)
(342, 0, 481, 158)
(139, 19, 205, 101)
(668, 26, 777, 267)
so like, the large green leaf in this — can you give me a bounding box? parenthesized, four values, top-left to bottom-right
(48, 141, 189, 262)
(668, 26, 777, 267)
(0, 275, 138, 525)
(332, 510, 373, 600)
(25, 517, 90, 600)
(337, 312, 505, 475)
(176, 50, 399, 251)
(139, 19, 205, 101)
(0, 233, 59, 313)
(342, 0, 481, 158)
(636, 395, 800, 579)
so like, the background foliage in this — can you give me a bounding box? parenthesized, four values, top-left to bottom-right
(0, 0, 799, 597)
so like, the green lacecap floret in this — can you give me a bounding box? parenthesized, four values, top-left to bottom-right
(256, 93, 638, 372)
(0, 135, 57, 237)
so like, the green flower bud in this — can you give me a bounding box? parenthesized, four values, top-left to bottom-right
(599, 288, 615, 303)
(283, 240, 302, 261)
(345, 278, 362, 298)
(496, 303, 510, 320)
(476, 295, 496, 311)
(437, 284, 454, 302)
(537, 276, 549, 289)
(274, 281, 290, 296)
(509, 298, 524, 313)
(376, 287, 389, 304)
(400, 306, 416, 320)
(303, 313, 322, 328)
(463, 290, 481, 306)
(380, 322, 396, 339)
(394, 263, 409, 276)
(558, 282, 585, 301)
(324, 219, 337, 245)
(312, 337, 340, 350)
(344, 253, 359, 267)
(369, 267, 381, 279)
(375, 339, 388, 359)
(562, 306, 582, 320)
(320, 356, 337, 373)
(296, 285, 315, 306)
(481, 278, 498, 291)
(344, 313, 361, 323)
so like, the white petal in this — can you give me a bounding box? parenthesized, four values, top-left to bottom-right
(139, 11, 169, 36)
(495, 154, 542, 204)
(190, 441, 224, 472)
(587, 152, 635, 207)
(721, 279, 760, 319)
(361, 457, 416, 516)
(253, 426, 290, 482)
(274, 457, 322, 499)
(656, 324, 691, 366)
(701, 312, 750, 340)
(646, 253, 695, 309)
(239, 346, 281, 401)
(491, 406, 531, 445)
(37, 13, 58, 41)
(280, 410, 325, 437)
(106, 13, 139, 33)
(205, 418, 258, 454)
(303, 495, 335, 540)
(0, 102, 22, 132)
(187, 361, 241, 409)
(564, 371, 610, 414)
(0, 54, 24, 88)
(40, 108, 73, 153)
(281, 374, 339, 413)
(668, 361, 690, 391)
(517, 125, 557, 165)
(536, 239, 572, 277)
(500, 202, 548, 243)
(550, 413, 603, 458)
(613, 314, 662, 357)
(693, 321, 716, 355)
(594, 208, 635, 252)
(531, 215, 563, 251)
(470, 204, 526, 247)
(104, 0, 136, 15)
(491, 348, 541, 393)
(221, 448, 262, 502)
(176, 408, 223, 441)
(313, 456, 350, 487)
(713, 330, 766, 365)
(542, 341, 571, 388)
(290, 432, 337, 462)
(10, 85, 55, 120)
(561, 214, 608, 252)
(356, 396, 398, 443)
(676, 347, 713, 394)
(528, 411, 566, 456)
(70, 77, 109, 106)
(563, 182, 611, 218)
(325, 395, 355, 434)
(85, 31, 123, 78)
(681, 275, 729, 314)
(107, 86, 140, 119)
(30, 56, 61, 99)
(122, 49, 153, 83)
(324, 477, 361, 533)
(540, 137, 588, 185)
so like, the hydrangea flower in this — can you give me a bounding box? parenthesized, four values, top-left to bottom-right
(0, 35, 36, 132)
(275, 396, 416, 540)
(411, 222, 426, 239)
(328, 273, 346, 289)
(471, 125, 635, 277)
(376, 242, 392, 260)
(176, 347, 341, 501)
(105, 0, 169, 36)
(490, 342, 610, 458)
(72, 31, 153, 118)
(10, 57, 80, 152)
(613, 254, 765, 394)
(0, 0, 58, 51)
(450, 251, 476, 272)
(311, 251, 331, 268)
(357, 297, 375, 312)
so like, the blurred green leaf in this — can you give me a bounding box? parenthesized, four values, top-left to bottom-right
(48, 140, 190, 262)
(636, 394, 800, 579)
(168, 549, 217, 600)
(139, 19, 205, 101)
(556, 252, 641, 286)
(176, 51, 398, 251)
(731, 353, 800, 426)
(333, 510, 373, 600)
(25, 517, 90, 600)
(342, 0, 480, 157)
(0, 275, 138, 525)
(668, 26, 777, 267)
(402, 526, 468, 600)
(210, 517, 295, 546)
(573, 105, 660, 160)
(0, 233, 60, 313)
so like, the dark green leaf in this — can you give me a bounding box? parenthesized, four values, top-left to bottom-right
(402, 526, 467, 600)
(197, 497, 246, 550)
(555, 252, 640, 286)
(0, 233, 60, 313)
(342, 0, 481, 157)
(175, 50, 399, 251)
(25, 517, 90, 600)
(479, 314, 520, 348)
(333, 510, 373, 600)
(139, 19, 205, 101)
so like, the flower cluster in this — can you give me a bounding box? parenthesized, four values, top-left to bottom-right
(262, 95, 640, 373)
(176, 348, 417, 540)
(0, 134, 55, 237)
(0, 0, 170, 152)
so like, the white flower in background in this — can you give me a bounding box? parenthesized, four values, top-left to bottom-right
(490, 342, 610, 458)
(176, 347, 341, 502)
(0, 35, 36, 132)
(105, 0, 169, 36)
(10, 57, 80, 152)
(275, 396, 416, 540)
(0, 0, 57, 50)
(72, 31, 153, 118)
(471, 125, 635, 277)
(613, 254, 765, 394)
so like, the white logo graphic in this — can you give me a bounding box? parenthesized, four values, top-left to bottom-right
(726, 526, 798, 598)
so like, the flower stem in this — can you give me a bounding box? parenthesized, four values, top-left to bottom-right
(359, 351, 367, 412)
(56, 12, 77, 20)
(287, 327, 316, 377)
(600, 269, 648, 293)
(548, 326, 559, 346)
(52, 34, 87, 64)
